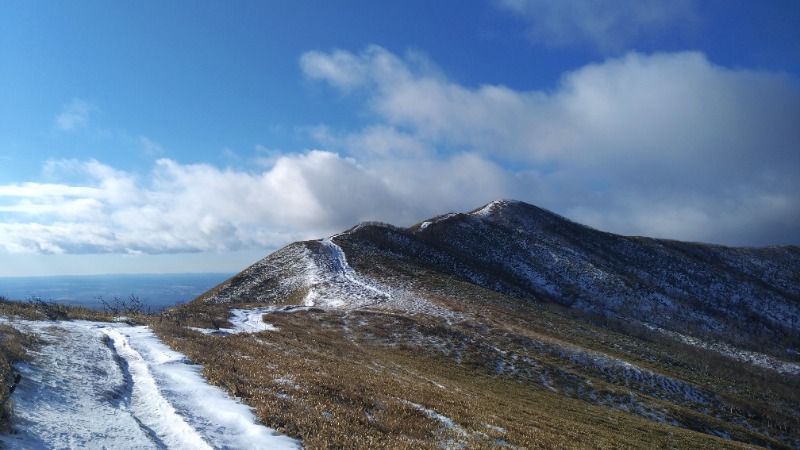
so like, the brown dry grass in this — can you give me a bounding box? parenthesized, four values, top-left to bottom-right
(0, 321, 36, 429)
(152, 303, 777, 449)
(0, 297, 124, 323)
(0, 277, 794, 448)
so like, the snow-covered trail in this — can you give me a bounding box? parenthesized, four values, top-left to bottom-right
(301, 238, 392, 308)
(320, 238, 391, 301)
(0, 319, 301, 449)
(297, 237, 461, 319)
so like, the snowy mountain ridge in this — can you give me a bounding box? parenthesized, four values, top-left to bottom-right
(202, 199, 800, 360)
(169, 199, 800, 448)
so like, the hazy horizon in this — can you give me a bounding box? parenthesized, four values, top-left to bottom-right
(0, 272, 234, 311)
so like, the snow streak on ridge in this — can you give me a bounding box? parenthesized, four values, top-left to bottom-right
(302, 237, 392, 308)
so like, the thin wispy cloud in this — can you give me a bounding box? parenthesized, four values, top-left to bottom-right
(54, 98, 98, 132)
(494, 0, 697, 52)
(140, 137, 167, 156)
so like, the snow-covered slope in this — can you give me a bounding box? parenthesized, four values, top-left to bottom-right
(201, 231, 451, 318)
(196, 238, 393, 309)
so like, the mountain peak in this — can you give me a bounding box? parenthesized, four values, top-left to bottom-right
(468, 199, 522, 218)
(467, 199, 587, 235)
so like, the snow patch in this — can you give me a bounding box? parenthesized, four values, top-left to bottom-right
(401, 399, 466, 436)
(417, 213, 457, 231)
(189, 307, 313, 336)
(470, 200, 515, 219)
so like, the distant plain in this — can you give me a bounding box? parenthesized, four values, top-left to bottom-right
(0, 273, 233, 311)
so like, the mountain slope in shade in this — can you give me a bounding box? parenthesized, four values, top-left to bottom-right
(167, 199, 800, 448)
(201, 199, 800, 358)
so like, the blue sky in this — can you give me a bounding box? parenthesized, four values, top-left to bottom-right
(1, 1, 799, 276)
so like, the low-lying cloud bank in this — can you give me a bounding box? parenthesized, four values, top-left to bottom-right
(1, 47, 798, 255)
(0, 153, 513, 255)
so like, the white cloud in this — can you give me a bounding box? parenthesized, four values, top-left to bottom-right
(300, 46, 800, 246)
(0, 150, 525, 255)
(493, 0, 696, 52)
(140, 137, 166, 156)
(4, 46, 799, 257)
(300, 49, 369, 91)
(55, 98, 98, 131)
(310, 125, 434, 160)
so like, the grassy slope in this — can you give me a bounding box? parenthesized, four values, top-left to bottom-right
(155, 263, 798, 449)
(153, 311, 758, 449)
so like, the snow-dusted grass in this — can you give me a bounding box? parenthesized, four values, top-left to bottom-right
(0, 319, 300, 449)
(647, 325, 800, 375)
(153, 302, 782, 449)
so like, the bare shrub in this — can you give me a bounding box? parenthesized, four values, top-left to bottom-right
(26, 296, 69, 321)
(97, 294, 150, 315)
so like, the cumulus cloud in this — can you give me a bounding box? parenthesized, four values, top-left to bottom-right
(55, 98, 98, 131)
(493, 0, 696, 51)
(301, 46, 800, 246)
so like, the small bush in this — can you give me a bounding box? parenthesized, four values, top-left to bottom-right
(0, 323, 35, 430)
(27, 296, 70, 320)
